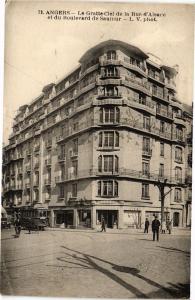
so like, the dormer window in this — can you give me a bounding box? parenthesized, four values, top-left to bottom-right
(107, 50, 116, 60)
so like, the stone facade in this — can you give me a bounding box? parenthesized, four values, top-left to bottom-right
(2, 40, 193, 229)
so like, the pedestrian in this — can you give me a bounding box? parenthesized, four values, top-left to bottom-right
(152, 216, 161, 241)
(101, 217, 106, 232)
(166, 219, 172, 234)
(161, 219, 166, 234)
(14, 218, 21, 238)
(144, 218, 150, 233)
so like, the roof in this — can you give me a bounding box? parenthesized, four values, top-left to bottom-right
(79, 40, 149, 63)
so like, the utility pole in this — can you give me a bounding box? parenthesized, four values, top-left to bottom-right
(154, 178, 172, 223)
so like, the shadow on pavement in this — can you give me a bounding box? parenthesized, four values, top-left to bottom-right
(50, 245, 188, 299)
(156, 246, 190, 256)
(145, 283, 190, 299)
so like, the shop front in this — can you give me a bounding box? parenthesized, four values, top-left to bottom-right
(77, 209, 91, 228)
(96, 210, 118, 228)
(54, 210, 74, 228)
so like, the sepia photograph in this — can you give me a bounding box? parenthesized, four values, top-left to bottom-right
(1, 1, 194, 299)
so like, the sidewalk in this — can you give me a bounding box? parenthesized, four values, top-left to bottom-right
(46, 226, 191, 236)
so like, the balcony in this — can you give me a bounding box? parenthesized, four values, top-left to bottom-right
(174, 177, 183, 184)
(76, 82, 96, 98)
(188, 153, 192, 166)
(122, 77, 151, 96)
(148, 73, 165, 85)
(25, 183, 31, 189)
(55, 175, 66, 183)
(99, 71, 120, 79)
(152, 91, 168, 103)
(18, 168, 23, 174)
(26, 165, 31, 173)
(126, 96, 155, 115)
(99, 57, 147, 77)
(174, 115, 186, 127)
(185, 175, 192, 184)
(175, 157, 183, 164)
(34, 161, 39, 169)
(70, 151, 78, 159)
(44, 178, 51, 186)
(97, 91, 122, 99)
(142, 149, 152, 157)
(26, 150, 32, 156)
(45, 140, 52, 148)
(10, 171, 16, 177)
(166, 80, 176, 91)
(80, 63, 99, 79)
(17, 184, 23, 190)
(156, 108, 173, 120)
(97, 78, 121, 86)
(58, 154, 66, 162)
(45, 158, 52, 166)
(172, 134, 185, 144)
(34, 144, 40, 152)
(99, 57, 120, 67)
(33, 182, 39, 188)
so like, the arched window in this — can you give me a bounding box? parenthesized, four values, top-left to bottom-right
(175, 167, 182, 182)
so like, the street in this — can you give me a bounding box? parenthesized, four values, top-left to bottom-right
(1, 227, 190, 299)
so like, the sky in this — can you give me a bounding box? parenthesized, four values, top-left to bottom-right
(3, 1, 194, 144)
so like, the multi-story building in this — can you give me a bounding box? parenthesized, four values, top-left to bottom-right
(2, 40, 193, 229)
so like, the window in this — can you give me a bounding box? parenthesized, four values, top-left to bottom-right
(98, 181, 101, 196)
(59, 185, 65, 198)
(160, 142, 164, 156)
(72, 183, 77, 197)
(175, 188, 182, 202)
(34, 172, 39, 185)
(60, 144, 66, 158)
(72, 160, 78, 176)
(104, 156, 113, 172)
(99, 131, 119, 148)
(175, 167, 182, 182)
(99, 132, 103, 147)
(97, 180, 118, 197)
(142, 184, 149, 198)
(107, 50, 116, 60)
(143, 116, 150, 130)
(101, 86, 119, 97)
(176, 127, 183, 140)
(98, 155, 119, 173)
(60, 165, 65, 179)
(73, 139, 78, 154)
(103, 66, 119, 77)
(142, 162, 150, 176)
(143, 137, 150, 152)
(159, 164, 164, 178)
(160, 121, 165, 133)
(175, 147, 182, 162)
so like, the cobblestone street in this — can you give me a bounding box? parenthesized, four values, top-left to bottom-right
(1, 227, 190, 299)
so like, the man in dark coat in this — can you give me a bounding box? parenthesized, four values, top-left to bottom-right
(144, 218, 150, 233)
(14, 218, 21, 238)
(101, 217, 106, 232)
(152, 216, 161, 241)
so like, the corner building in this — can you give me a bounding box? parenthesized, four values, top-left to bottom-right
(2, 40, 192, 229)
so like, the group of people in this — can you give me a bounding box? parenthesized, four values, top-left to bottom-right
(144, 216, 172, 241)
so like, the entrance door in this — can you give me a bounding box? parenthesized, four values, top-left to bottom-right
(64, 211, 73, 227)
(173, 212, 180, 227)
(97, 210, 118, 228)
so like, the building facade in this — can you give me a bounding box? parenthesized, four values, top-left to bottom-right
(2, 40, 193, 229)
